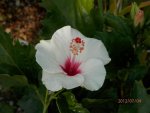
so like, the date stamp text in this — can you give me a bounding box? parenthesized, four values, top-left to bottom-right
(117, 98, 142, 104)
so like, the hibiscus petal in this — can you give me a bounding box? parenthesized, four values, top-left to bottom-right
(51, 26, 72, 58)
(42, 70, 84, 91)
(42, 70, 63, 91)
(35, 40, 62, 73)
(71, 28, 111, 65)
(83, 38, 111, 65)
(61, 74, 84, 89)
(51, 26, 110, 65)
(81, 59, 106, 91)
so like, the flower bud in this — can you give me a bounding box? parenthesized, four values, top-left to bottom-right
(130, 2, 144, 27)
(130, 2, 139, 19)
(134, 9, 144, 27)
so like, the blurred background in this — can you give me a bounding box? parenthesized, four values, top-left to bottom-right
(0, 0, 150, 113)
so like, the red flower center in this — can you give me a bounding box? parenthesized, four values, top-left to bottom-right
(60, 57, 81, 76)
(75, 37, 81, 43)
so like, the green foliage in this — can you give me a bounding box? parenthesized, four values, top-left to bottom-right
(57, 92, 90, 113)
(118, 81, 150, 113)
(127, 65, 148, 82)
(0, 103, 14, 113)
(0, 28, 41, 83)
(18, 86, 43, 113)
(104, 13, 132, 36)
(0, 27, 42, 113)
(0, 74, 28, 90)
(40, 0, 96, 38)
(82, 98, 117, 113)
(130, 2, 140, 19)
(0, 0, 150, 113)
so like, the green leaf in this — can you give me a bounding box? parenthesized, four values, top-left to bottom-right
(117, 64, 148, 83)
(95, 14, 135, 69)
(40, 0, 96, 38)
(77, 0, 94, 14)
(95, 30, 134, 68)
(127, 65, 148, 82)
(109, 0, 117, 14)
(144, 6, 150, 26)
(18, 85, 43, 113)
(91, 0, 104, 31)
(0, 74, 28, 89)
(118, 81, 150, 113)
(82, 98, 113, 108)
(130, 2, 140, 19)
(143, 28, 150, 47)
(81, 97, 117, 113)
(81, 87, 118, 113)
(0, 28, 40, 83)
(0, 103, 14, 113)
(144, 36, 150, 47)
(40, 11, 66, 39)
(56, 92, 90, 113)
(56, 93, 71, 113)
(40, 0, 93, 15)
(40, 0, 52, 12)
(104, 13, 132, 36)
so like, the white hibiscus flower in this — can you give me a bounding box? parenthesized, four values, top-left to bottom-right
(35, 26, 111, 91)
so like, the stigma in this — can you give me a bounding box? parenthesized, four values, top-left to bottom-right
(70, 37, 85, 55)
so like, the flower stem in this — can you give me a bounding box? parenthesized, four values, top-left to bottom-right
(42, 89, 64, 113)
(42, 90, 53, 113)
(42, 90, 48, 113)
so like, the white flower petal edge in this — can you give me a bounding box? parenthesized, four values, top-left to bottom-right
(35, 40, 62, 73)
(81, 59, 106, 91)
(51, 26, 72, 58)
(71, 27, 111, 64)
(42, 70, 84, 91)
(81, 38, 111, 65)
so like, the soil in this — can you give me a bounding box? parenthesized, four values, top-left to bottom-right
(0, 0, 45, 43)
